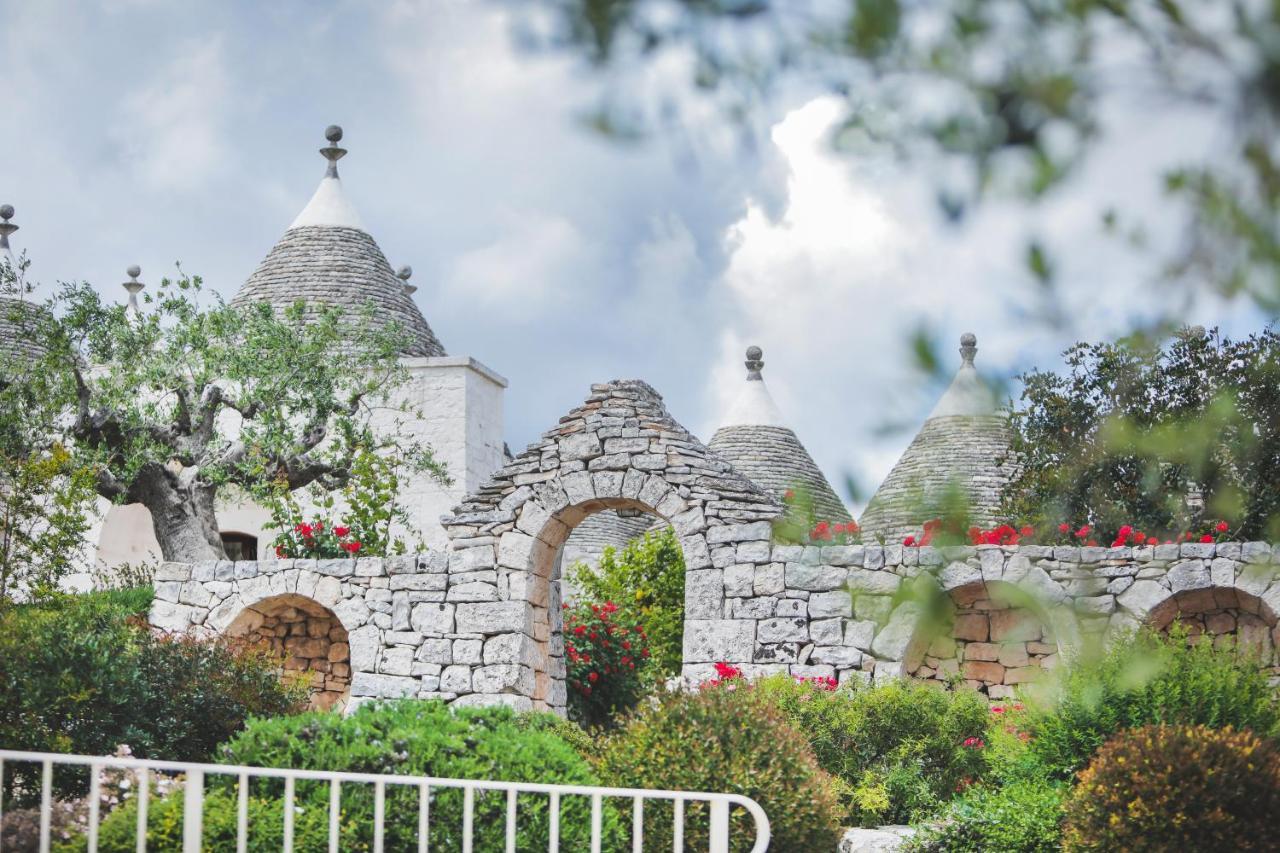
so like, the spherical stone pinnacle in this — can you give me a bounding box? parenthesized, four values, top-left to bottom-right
(746, 345, 763, 361)
(0, 204, 13, 221)
(127, 264, 141, 279)
(960, 332, 977, 348)
(325, 125, 343, 143)
(397, 265, 413, 280)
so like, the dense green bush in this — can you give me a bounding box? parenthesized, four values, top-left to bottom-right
(0, 589, 303, 802)
(1023, 628, 1280, 778)
(908, 779, 1065, 853)
(569, 527, 685, 677)
(78, 700, 617, 852)
(1063, 724, 1280, 852)
(751, 674, 990, 826)
(597, 685, 843, 851)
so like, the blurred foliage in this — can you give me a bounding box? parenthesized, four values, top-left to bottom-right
(1019, 625, 1280, 780)
(569, 526, 685, 677)
(517, 0, 1280, 312)
(1003, 326, 1280, 540)
(597, 684, 843, 851)
(1062, 724, 1280, 852)
(751, 673, 990, 826)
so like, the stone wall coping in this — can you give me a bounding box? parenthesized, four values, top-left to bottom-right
(398, 355, 509, 388)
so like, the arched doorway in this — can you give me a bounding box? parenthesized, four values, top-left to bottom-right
(441, 379, 780, 712)
(908, 580, 1064, 699)
(226, 593, 352, 711)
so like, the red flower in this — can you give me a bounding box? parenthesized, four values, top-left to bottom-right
(275, 545, 287, 558)
(1020, 525, 1034, 537)
(1215, 521, 1229, 533)
(341, 540, 361, 554)
(1075, 525, 1090, 539)
(333, 526, 351, 537)
(991, 706, 1006, 714)
(1058, 522, 1071, 533)
(295, 522, 312, 535)
(963, 737, 985, 749)
(903, 535, 916, 546)
(1200, 534, 1214, 543)
(587, 671, 599, 683)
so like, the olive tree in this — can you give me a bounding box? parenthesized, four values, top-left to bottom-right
(22, 272, 438, 563)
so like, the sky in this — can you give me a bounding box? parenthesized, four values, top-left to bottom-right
(1, 0, 1271, 511)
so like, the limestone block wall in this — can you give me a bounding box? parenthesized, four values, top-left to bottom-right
(226, 594, 351, 710)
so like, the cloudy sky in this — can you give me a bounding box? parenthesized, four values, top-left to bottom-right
(1, 0, 1270, 509)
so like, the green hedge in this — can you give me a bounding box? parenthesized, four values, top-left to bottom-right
(752, 674, 990, 826)
(77, 700, 616, 852)
(0, 589, 303, 803)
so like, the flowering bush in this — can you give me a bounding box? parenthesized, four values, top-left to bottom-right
(1062, 725, 1280, 852)
(262, 445, 424, 559)
(938, 517, 1242, 549)
(563, 601, 651, 727)
(776, 485, 861, 544)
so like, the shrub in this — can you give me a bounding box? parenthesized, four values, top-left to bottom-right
(1062, 724, 1280, 852)
(750, 674, 990, 826)
(79, 700, 616, 852)
(569, 527, 684, 677)
(1023, 627, 1280, 778)
(597, 686, 843, 851)
(0, 590, 303, 803)
(563, 600, 651, 726)
(908, 779, 1065, 853)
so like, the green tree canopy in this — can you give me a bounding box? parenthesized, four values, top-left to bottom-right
(10, 270, 439, 563)
(1002, 326, 1280, 540)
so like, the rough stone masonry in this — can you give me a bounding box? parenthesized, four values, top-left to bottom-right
(155, 381, 1280, 711)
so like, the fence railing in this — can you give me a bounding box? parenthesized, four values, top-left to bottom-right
(0, 749, 770, 852)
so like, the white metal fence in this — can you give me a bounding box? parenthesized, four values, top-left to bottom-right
(0, 749, 770, 852)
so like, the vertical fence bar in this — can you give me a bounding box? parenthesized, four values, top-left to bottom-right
(0, 759, 5, 853)
(590, 793, 602, 853)
(86, 762, 102, 853)
(373, 779, 385, 853)
(462, 785, 474, 853)
(329, 779, 341, 853)
(548, 791, 560, 852)
(632, 797, 644, 853)
(672, 797, 683, 853)
(505, 788, 517, 853)
(237, 772, 249, 853)
(418, 783, 430, 853)
(39, 759, 52, 853)
(708, 798, 730, 853)
(135, 768, 149, 853)
(182, 769, 204, 853)
(283, 776, 295, 852)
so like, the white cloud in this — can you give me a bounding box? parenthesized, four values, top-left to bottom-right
(112, 39, 230, 191)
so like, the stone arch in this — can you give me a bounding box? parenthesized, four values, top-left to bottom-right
(1145, 585, 1280, 677)
(226, 593, 352, 711)
(907, 578, 1070, 699)
(440, 380, 780, 713)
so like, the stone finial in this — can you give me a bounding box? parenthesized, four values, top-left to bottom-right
(960, 332, 977, 366)
(0, 204, 16, 249)
(320, 124, 348, 178)
(123, 265, 144, 314)
(745, 345, 764, 380)
(397, 265, 417, 296)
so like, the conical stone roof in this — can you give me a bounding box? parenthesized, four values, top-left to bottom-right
(858, 333, 1015, 542)
(231, 127, 446, 358)
(0, 205, 46, 365)
(708, 346, 851, 523)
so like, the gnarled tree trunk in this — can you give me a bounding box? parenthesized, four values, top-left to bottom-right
(132, 469, 227, 563)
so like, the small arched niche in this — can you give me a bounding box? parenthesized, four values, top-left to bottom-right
(1149, 586, 1280, 678)
(226, 593, 351, 711)
(909, 580, 1061, 699)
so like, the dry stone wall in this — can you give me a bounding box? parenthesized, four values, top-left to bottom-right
(226, 594, 351, 710)
(154, 378, 1280, 712)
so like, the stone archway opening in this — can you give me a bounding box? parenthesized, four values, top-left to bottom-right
(1149, 587, 1280, 678)
(227, 593, 351, 711)
(909, 581, 1060, 700)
